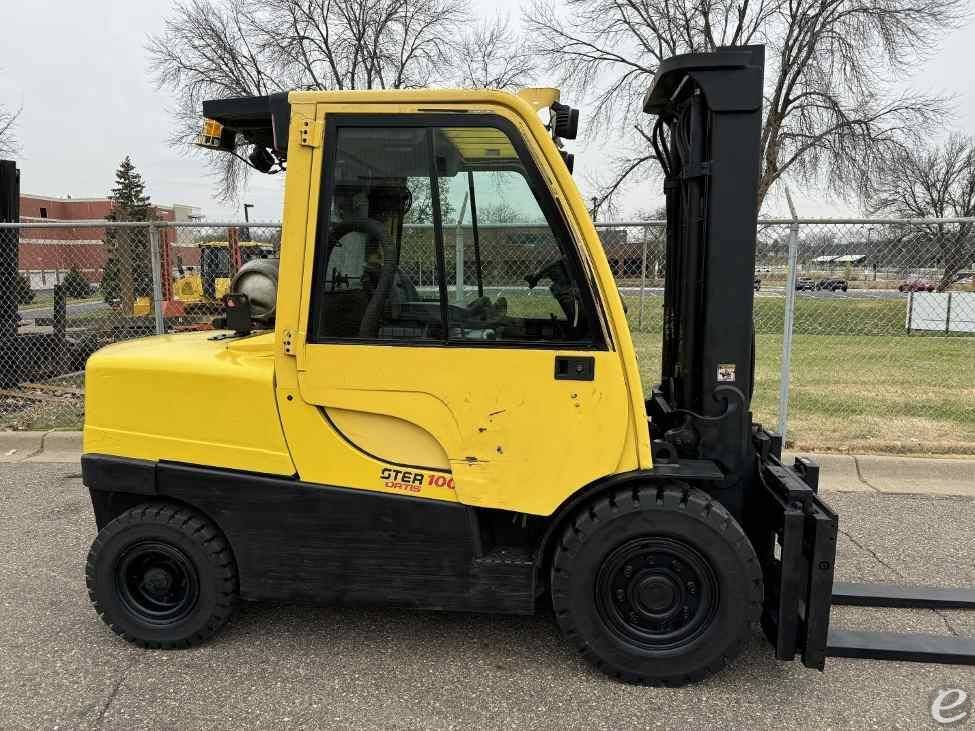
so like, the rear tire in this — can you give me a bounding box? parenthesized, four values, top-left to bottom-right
(550, 483, 762, 686)
(86, 503, 238, 648)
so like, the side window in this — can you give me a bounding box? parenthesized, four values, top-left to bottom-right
(435, 127, 595, 344)
(313, 127, 443, 341)
(311, 119, 599, 347)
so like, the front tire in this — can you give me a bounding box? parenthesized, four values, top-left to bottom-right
(86, 503, 238, 648)
(551, 483, 762, 686)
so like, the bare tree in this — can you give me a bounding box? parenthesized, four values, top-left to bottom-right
(259, 0, 466, 90)
(149, 0, 466, 199)
(455, 15, 535, 90)
(479, 200, 522, 223)
(148, 0, 284, 199)
(524, 0, 965, 213)
(0, 101, 19, 158)
(865, 133, 975, 289)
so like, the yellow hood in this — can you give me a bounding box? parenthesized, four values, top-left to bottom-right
(83, 330, 294, 476)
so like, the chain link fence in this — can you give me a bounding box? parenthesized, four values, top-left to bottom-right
(756, 218, 975, 454)
(1, 218, 972, 454)
(0, 221, 282, 430)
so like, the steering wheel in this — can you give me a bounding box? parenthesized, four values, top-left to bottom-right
(325, 218, 385, 289)
(525, 258, 583, 326)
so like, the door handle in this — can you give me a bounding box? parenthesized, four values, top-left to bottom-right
(554, 356, 595, 381)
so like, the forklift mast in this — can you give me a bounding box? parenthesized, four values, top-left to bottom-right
(644, 46, 975, 670)
(644, 45, 765, 496)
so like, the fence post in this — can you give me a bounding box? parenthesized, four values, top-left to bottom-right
(0, 161, 20, 344)
(52, 284, 68, 374)
(455, 191, 469, 304)
(148, 223, 166, 335)
(639, 225, 649, 329)
(455, 226, 465, 304)
(777, 188, 800, 440)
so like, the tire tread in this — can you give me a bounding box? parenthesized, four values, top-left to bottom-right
(550, 483, 763, 687)
(85, 503, 239, 650)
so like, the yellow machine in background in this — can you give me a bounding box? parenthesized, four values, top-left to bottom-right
(171, 241, 274, 309)
(132, 240, 274, 316)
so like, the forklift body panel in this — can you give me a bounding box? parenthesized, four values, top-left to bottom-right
(83, 331, 294, 476)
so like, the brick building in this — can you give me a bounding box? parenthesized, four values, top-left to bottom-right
(18, 194, 201, 290)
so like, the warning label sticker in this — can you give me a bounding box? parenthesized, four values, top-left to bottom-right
(717, 363, 736, 383)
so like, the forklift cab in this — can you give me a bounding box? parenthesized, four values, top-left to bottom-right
(270, 99, 646, 513)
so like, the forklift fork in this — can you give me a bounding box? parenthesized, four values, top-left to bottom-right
(753, 430, 975, 669)
(829, 584, 975, 665)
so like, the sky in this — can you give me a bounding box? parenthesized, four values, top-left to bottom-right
(1, 0, 973, 221)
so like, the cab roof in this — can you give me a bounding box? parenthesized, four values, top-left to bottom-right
(201, 88, 561, 156)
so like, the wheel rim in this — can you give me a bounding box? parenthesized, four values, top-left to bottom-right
(595, 537, 719, 651)
(115, 541, 199, 625)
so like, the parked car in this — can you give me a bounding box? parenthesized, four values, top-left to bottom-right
(898, 279, 936, 292)
(795, 276, 816, 291)
(754, 276, 761, 291)
(816, 277, 848, 292)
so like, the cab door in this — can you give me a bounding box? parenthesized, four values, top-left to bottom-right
(282, 111, 634, 516)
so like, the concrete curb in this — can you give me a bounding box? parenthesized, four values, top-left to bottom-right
(1, 432, 972, 496)
(0, 432, 45, 463)
(782, 451, 975, 498)
(1, 431, 82, 464)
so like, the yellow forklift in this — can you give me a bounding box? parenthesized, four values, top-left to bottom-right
(81, 46, 974, 685)
(132, 230, 274, 316)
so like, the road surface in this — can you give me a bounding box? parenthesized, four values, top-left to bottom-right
(1, 462, 972, 728)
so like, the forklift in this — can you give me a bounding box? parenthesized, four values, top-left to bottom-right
(81, 45, 974, 685)
(130, 229, 274, 317)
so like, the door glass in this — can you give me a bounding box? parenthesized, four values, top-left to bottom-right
(312, 127, 444, 341)
(434, 127, 595, 344)
(311, 121, 598, 347)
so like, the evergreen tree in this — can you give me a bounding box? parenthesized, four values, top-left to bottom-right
(107, 156, 154, 222)
(62, 267, 92, 299)
(101, 157, 156, 309)
(15, 272, 33, 305)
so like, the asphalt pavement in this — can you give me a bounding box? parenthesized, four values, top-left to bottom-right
(1, 462, 973, 729)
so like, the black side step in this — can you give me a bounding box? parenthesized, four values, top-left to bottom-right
(827, 630, 975, 666)
(833, 582, 975, 609)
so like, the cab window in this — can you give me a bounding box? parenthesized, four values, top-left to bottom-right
(309, 118, 600, 347)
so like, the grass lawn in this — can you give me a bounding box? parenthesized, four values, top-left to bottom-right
(629, 328, 975, 455)
(19, 294, 103, 311)
(5, 291, 973, 454)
